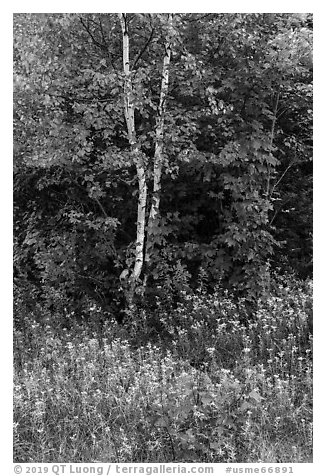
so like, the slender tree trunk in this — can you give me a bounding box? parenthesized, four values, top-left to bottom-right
(266, 89, 280, 197)
(145, 14, 173, 273)
(119, 13, 148, 302)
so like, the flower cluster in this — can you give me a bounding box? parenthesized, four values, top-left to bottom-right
(14, 279, 312, 463)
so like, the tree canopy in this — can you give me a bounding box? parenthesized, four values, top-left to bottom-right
(13, 13, 313, 320)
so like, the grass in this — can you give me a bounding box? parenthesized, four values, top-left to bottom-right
(13, 278, 312, 463)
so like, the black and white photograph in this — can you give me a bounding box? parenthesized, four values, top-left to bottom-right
(12, 6, 314, 467)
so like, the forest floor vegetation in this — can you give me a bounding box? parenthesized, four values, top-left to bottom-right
(13, 277, 313, 463)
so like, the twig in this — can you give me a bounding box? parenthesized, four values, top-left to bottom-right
(270, 160, 296, 199)
(266, 89, 280, 197)
(132, 27, 155, 70)
(269, 197, 292, 226)
(94, 197, 108, 218)
(79, 16, 107, 51)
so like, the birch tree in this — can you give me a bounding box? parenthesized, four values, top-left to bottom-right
(144, 14, 173, 281)
(118, 13, 148, 304)
(118, 13, 174, 303)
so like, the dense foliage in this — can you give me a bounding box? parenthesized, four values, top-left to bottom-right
(13, 13, 313, 464)
(14, 13, 312, 319)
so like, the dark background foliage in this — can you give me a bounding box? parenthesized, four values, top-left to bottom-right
(13, 13, 312, 325)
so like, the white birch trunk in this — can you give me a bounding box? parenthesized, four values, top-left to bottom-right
(119, 14, 148, 294)
(145, 14, 173, 266)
